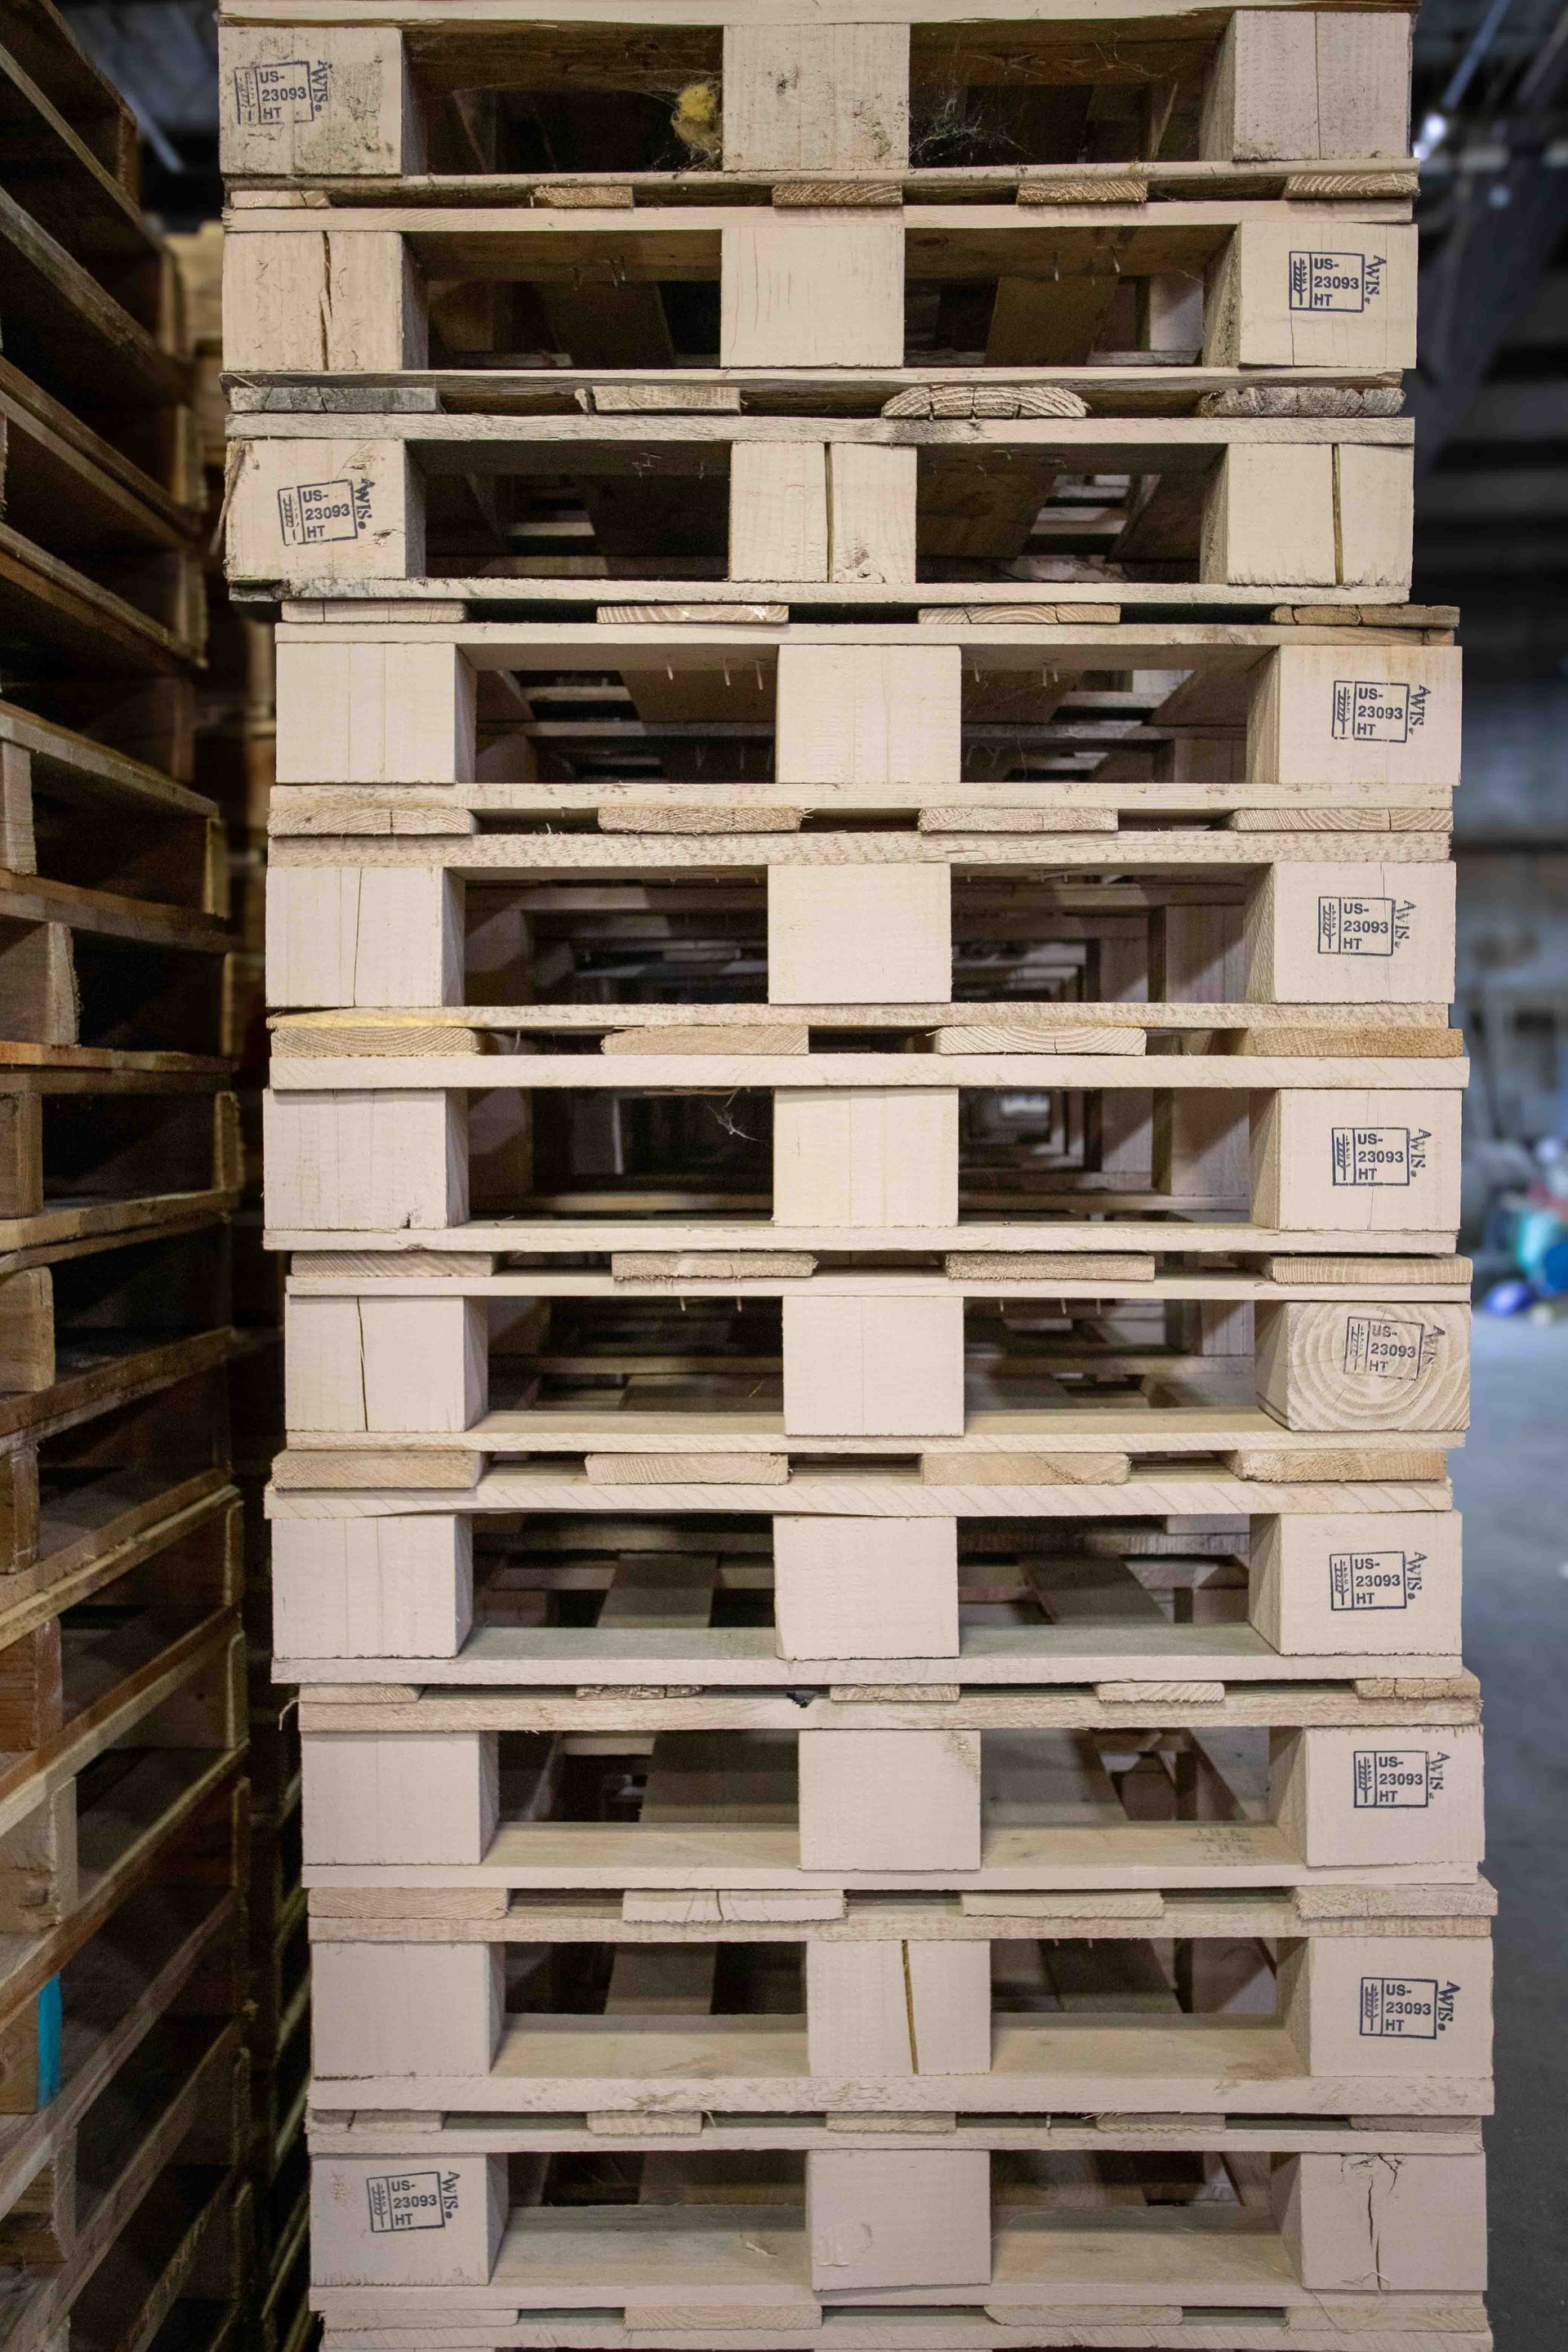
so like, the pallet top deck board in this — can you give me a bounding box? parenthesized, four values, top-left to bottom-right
(265, 1220, 1460, 1258)
(221, 0, 1416, 25)
(278, 1620, 1463, 1690)
(261, 580, 1408, 613)
(268, 1461, 1454, 1517)
(0, 874, 229, 956)
(306, 2018, 1486, 2120)
(274, 770, 1453, 807)
(232, 413, 1415, 453)
(308, 2109, 1483, 2158)
(309, 1884, 1494, 1945)
(270, 617, 1452, 661)
(264, 1049, 1468, 1088)
(284, 1267, 1469, 1302)
(231, 363, 1407, 416)
(234, 160, 1415, 205)
(301, 1822, 1472, 1894)
(266, 831, 1451, 874)
(293, 1679, 1478, 1732)
(221, 196, 1408, 247)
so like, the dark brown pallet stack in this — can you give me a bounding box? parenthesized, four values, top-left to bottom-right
(169, 221, 308, 2352)
(0, 9, 252, 2352)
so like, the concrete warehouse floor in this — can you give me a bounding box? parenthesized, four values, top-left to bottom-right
(1451, 1317, 1568, 2351)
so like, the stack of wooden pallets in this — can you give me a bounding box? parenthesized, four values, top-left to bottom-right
(0, 4, 252, 2346)
(221, 2, 1490, 2344)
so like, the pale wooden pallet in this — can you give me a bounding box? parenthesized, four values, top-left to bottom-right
(222, 202, 1414, 397)
(277, 1264, 1472, 1508)
(293, 1708, 1490, 1895)
(262, 1049, 1466, 1266)
(301, 1924, 1494, 2115)
(292, 1677, 1482, 1732)
(262, 619, 1457, 804)
(270, 1488, 1468, 1686)
(305, 2130, 1490, 2333)
(266, 810, 1457, 1019)
(303, 2129, 1490, 2321)
(227, 409, 1416, 604)
(219, 0, 1414, 202)
(305, 2145, 1494, 2323)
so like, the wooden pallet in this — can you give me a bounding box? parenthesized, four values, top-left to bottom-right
(0, 1481, 241, 1813)
(0, 1756, 247, 2160)
(0, 1080, 241, 1261)
(270, 1475, 1466, 1684)
(266, 814, 1457, 1003)
(1, 0, 142, 212)
(0, 2011, 248, 2352)
(0, 702, 227, 920)
(292, 1696, 1489, 1896)
(303, 2130, 1489, 2338)
(1, 1353, 234, 1596)
(218, 0, 1415, 196)
(297, 1909, 1494, 2117)
(221, 198, 1415, 400)
(0, 1226, 236, 1484)
(228, 409, 1416, 606)
(0, 892, 232, 1058)
(262, 1050, 1465, 1255)
(262, 616, 1458, 798)
(0, 1876, 243, 2266)
(0, 370, 205, 669)
(0, 1612, 244, 1947)
(0, 18, 192, 520)
(307, 2107, 1489, 2334)
(277, 1260, 1473, 1470)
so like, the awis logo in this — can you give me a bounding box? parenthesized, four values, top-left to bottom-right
(1289, 249, 1384, 312)
(1358, 1976, 1459, 2038)
(1330, 1125, 1429, 1187)
(366, 2172, 462, 2234)
(233, 58, 331, 129)
(277, 477, 374, 547)
(1329, 1547, 1425, 1610)
(1316, 895, 1414, 956)
(1352, 1747, 1446, 1808)
(1331, 680, 1428, 742)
